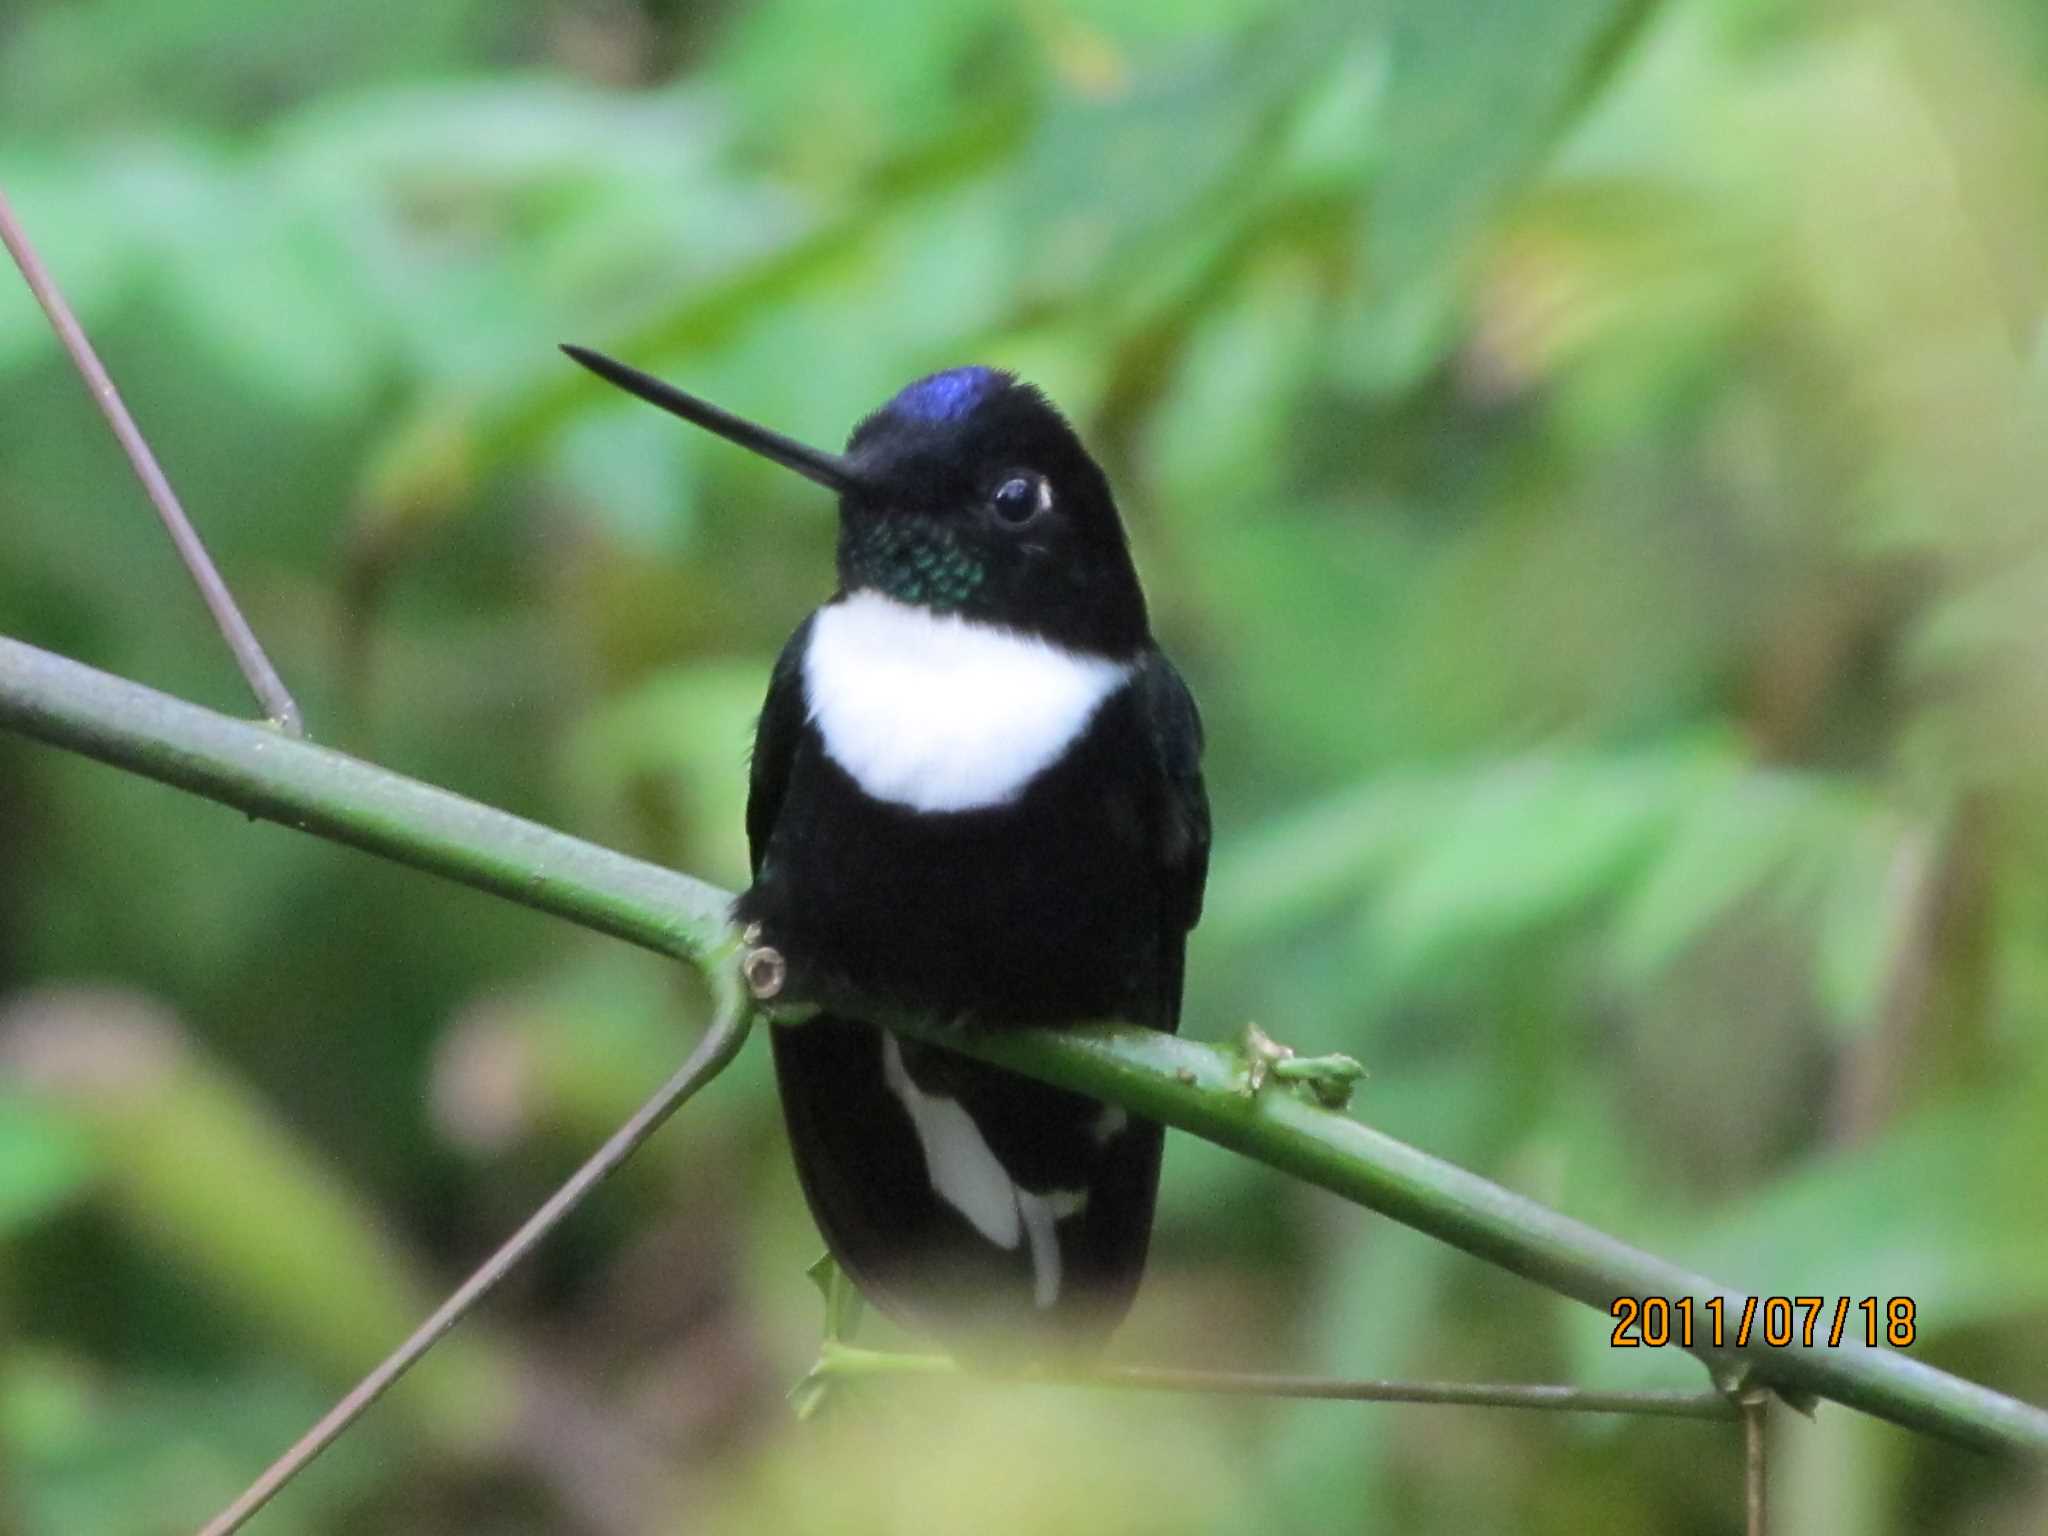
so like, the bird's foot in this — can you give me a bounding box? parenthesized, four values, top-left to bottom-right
(791, 1341, 966, 1420)
(808, 1251, 867, 1344)
(789, 1253, 870, 1420)
(1235, 1022, 1366, 1110)
(788, 1256, 993, 1420)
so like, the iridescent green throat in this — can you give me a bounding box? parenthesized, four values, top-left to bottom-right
(842, 517, 988, 612)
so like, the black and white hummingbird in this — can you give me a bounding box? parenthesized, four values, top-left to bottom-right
(563, 345, 1210, 1346)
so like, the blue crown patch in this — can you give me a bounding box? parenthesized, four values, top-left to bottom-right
(892, 367, 999, 423)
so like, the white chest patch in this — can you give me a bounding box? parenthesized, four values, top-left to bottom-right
(803, 591, 1132, 814)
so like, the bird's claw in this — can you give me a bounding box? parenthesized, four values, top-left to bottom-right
(1236, 1022, 1365, 1110)
(790, 1253, 868, 1420)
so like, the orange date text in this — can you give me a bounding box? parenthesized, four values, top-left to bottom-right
(1608, 1296, 1916, 1350)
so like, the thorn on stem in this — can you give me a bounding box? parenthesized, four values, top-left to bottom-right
(1271, 1052, 1367, 1110)
(1237, 1021, 1365, 1109)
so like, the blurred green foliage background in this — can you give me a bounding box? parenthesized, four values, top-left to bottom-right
(3, 0, 2046, 1530)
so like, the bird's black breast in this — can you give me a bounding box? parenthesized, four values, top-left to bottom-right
(740, 618, 1206, 1344)
(740, 680, 1169, 1028)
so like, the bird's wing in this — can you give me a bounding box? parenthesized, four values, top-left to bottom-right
(745, 614, 816, 876)
(1135, 649, 1210, 1027)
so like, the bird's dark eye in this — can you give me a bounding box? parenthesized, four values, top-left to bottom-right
(991, 473, 1051, 525)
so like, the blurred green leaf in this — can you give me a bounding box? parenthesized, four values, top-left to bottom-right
(566, 658, 765, 890)
(1, 1352, 383, 1536)
(1811, 815, 1923, 1035)
(1007, 11, 1356, 307)
(1370, 0, 1661, 287)
(549, 399, 698, 557)
(1372, 750, 1690, 983)
(1609, 765, 1858, 988)
(1341, 0, 1664, 389)
(0, 1092, 94, 1235)
(711, 0, 1019, 176)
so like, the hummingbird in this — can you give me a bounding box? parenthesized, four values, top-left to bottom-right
(563, 345, 1209, 1346)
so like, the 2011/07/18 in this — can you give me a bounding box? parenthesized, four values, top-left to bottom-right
(1610, 1296, 1917, 1349)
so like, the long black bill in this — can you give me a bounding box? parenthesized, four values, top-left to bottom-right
(561, 344, 863, 496)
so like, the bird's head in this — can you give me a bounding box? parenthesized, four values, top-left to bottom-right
(563, 348, 1149, 656)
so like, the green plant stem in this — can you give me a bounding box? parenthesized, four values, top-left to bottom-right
(2, 634, 2044, 1458)
(864, 1010, 2048, 1457)
(0, 636, 730, 961)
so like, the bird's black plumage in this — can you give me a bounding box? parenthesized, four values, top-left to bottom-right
(563, 347, 1209, 1346)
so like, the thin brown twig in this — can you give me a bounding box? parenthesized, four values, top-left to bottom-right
(810, 1344, 1741, 1420)
(0, 183, 303, 736)
(195, 975, 753, 1536)
(1743, 1392, 1769, 1536)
